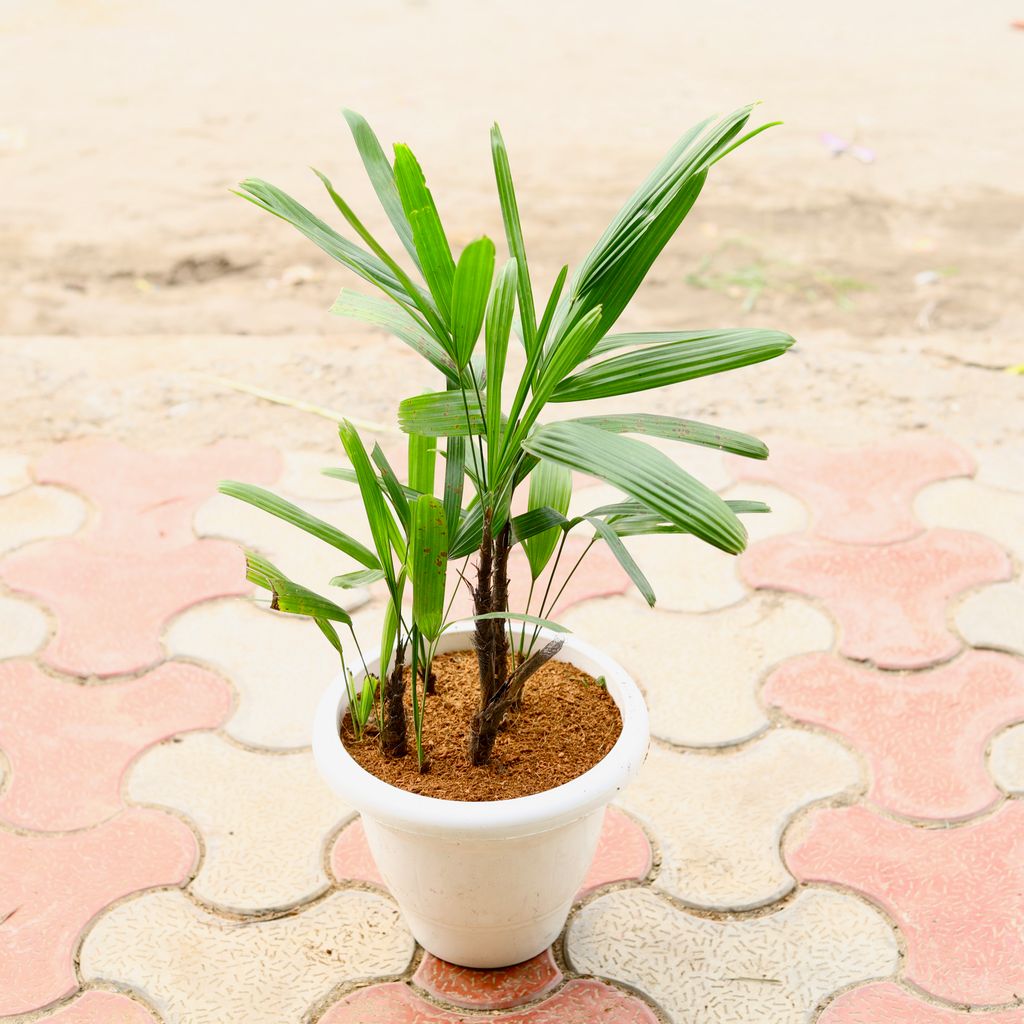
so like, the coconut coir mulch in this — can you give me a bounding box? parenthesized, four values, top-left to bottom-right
(341, 650, 622, 801)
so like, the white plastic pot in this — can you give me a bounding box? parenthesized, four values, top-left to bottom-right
(312, 623, 649, 968)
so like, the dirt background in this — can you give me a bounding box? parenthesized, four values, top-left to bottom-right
(1, 0, 1021, 456)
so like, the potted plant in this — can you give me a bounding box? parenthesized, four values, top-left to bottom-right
(220, 104, 792, 967)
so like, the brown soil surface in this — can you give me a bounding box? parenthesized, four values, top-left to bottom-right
(341, 650, 622, 801)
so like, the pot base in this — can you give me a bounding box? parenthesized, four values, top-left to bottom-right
(362, 808, 605, 969)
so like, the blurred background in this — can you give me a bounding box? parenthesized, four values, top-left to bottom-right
(2, 0, 1021, 454)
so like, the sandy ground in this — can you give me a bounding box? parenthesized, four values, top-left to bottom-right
(1, 0, 1021, 455)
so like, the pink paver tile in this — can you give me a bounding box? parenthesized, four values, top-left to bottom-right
(30, 990, 159, 1023)
(0, 808, 197, 1016)
(577, 806, 652, 897)
(0, 660, 232, 831)
(449, 536, 630, 622)
(35, 438, 281, 546)
(742, 529, 1011, 669)
(330, 817, 385, 888)
(728, 437, 974, 544)
(821, 981, 1024, 1022)
(331, 808, 651, 900)
(0, 536, 248, 676)
(414, 949, 561, 1010)
(787, 802, 1024, 1005)
(763, 650, 1024, 820)
(320, 979, 657, 1024)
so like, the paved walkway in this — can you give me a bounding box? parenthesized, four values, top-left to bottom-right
(1, 435, 1022, 1023)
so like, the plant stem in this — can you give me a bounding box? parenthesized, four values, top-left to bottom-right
(381, 624, 407, 758)
(410, 624, 425, 771)
(468, 507, 514, 766)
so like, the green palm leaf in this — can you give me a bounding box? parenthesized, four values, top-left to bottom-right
(569, 413, 768, 459)
(490, 124, 537, 355)
(342, 109, 421, 269)
(393, 144, 456, 325)
(399, 390, 486, 436)
(451, 237, 496, 368)
(410, 495, 448, 641)
(218, 481, 379, 569)
(552, 329, 794, 402)
(524, 420, 747, 553)
(246, 551, 354, 623)
(330, 289, 457, 382)
(523, 460, 572, 579)
(338, 420, 399, 587)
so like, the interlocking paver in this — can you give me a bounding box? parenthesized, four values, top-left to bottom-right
(27, 990, 159, 1023)
(164, 597, 345, 748)
(764, 650, 1024, 819)
(742, 528, 1011, 669)
(0, 535, 248, 676)
(619, 732, 859, 910)
(0, 592, 48, 659)
(0, 660, 231, 831)
(975, 444, 1024, 493)
(577, 806, 653, 897)
(729, 437, 974, 543)
(278, 449, 355, 500)
(194, 491, 373, 607)
(35, 438, 281, 546)
(620, 533, 747, 612)
(80, 889, 413, 1024)
(320, 979, 658, 1024)
(562, 593, 832, 747)
(330, 806, 652, 900)
(0, 808, 197, 1016)
(957, 582, 1024, 657)
(916, 478, 1024, 563)
(0, 485, 87, 557)
(721, 481, 809, 542)
(330, 818, 385, 888)
(413, 949, 561, 1010)
(566, 887, 898, 1023)
(0, 453, 31, 496)
(821, 982, 1024, 1022)
(128, 732, 351, 913)
(8, 434, 1021, 1020)
(990, 722, 1024, 793)
(787, 802, 1024, 1004)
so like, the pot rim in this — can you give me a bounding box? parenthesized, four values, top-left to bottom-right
(312, 623, 649, 838)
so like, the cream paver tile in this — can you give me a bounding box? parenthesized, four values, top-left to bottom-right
(165, 597, 346, 749)
(0, 453, 31, 496)
(278, 450, 356, 500)
(80, 888, 413, 1024)
(619, 731, 859, 910)
(915, 479, 1024, 563)
(0, 485, 87, 557)
(990, 722, 1024, 793)
(561, 593, 833, 747)
(956, 581, 1024, 657)
(128, 732, 351, 913)
(623, 533, 747, 612)
(566, 887, 898, 1024)
(720, 481, 809, 543)
(194, 492, 373, 607)
(0, 592, 48, 658)
(976, 444, 1024, 494)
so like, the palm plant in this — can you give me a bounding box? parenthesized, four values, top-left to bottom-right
(221, 104, 793, 771)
